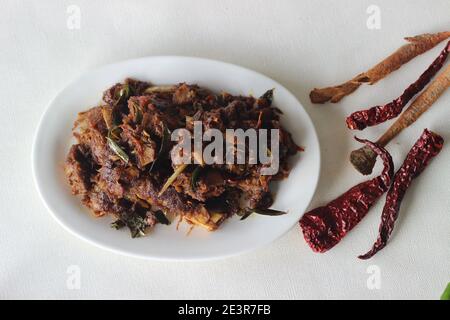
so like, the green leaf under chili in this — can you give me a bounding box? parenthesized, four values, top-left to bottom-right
(441, 283, 450, 300)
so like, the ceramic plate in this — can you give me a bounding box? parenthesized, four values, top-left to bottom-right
(32, 56, 320, 261)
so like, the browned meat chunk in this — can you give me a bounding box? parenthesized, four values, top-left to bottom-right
(173, 83, 197, 105)
(65, 144, 95, 195)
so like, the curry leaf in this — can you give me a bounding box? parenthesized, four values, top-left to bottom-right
(127, 214, 148, 238)
(154, 210, 170, 225)
(149, 125, 171, 173)
(106, 136, 129, 164)
(260, 88, 275, 105)
(118, 84, 130, 100)
(240, 207, 287, 220)
(111, 213, 149, 238)
(253, 208, 287, 216)
(113, 84, 131, 108)
(191, 166, 202, 191)
(110, 219, 125, 230)
(239, 209, 253, 221)
(441, 283, 450, 300)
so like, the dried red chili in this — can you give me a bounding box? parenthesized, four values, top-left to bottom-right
(346, 40, 450, 130)
(358, 129, 443, 259)
(300, 137, 394, 253)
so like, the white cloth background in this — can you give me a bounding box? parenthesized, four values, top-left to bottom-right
(1, 0, 449, 299)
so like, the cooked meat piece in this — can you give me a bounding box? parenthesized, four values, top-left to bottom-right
(73, 106, 114, 166)
(98, 165, 125, 198)
(173, 83, 197, 105)
(228, 173, 274, 209)
(82, 183, 120, 217)
(205, 188, 241, 216)
(172, 168, 226, 202)
(65, 144, 95, 195)
(129, 177, 223, 231)
(121, 124, 156, 168)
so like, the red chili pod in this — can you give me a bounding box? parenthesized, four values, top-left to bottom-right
(346, 40, 450, 130)
(359, 129, 444, 259)
(300, 138, 394, 253)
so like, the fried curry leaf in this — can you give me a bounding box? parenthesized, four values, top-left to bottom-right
(191, 166, 202, 191)
(127, 214, 148, 238)
(110, 214, 148, 238)
(130, 101, 143, 124)
(154, 210, 170, 225)
(239, 209, 253, 221)
(260, 88, 275, 105)
(106, 136, 129, 164)
(149, 125, 171, 173)
(112, 84, 131, 110)
(110, 219, 125, 230)
(240, 207, 287, 220)
(117, 84, 130, 100)
(160, 125, 171, 153)
(253, 208, 287, 216)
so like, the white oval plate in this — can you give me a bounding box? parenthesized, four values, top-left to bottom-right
(32, 56, 320, 261)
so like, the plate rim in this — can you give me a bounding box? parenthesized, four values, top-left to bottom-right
(31, 55, 321, 261)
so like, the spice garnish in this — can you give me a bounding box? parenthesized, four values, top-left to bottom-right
(310, 32, 450, 103)
(350, 63, 450, 175)
(300, 137, 394, 253)
(347, 41, 450, 130)
(358, 129, 443, 259)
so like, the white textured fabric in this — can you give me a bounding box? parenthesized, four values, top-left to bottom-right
(1, 0, 449, 299)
